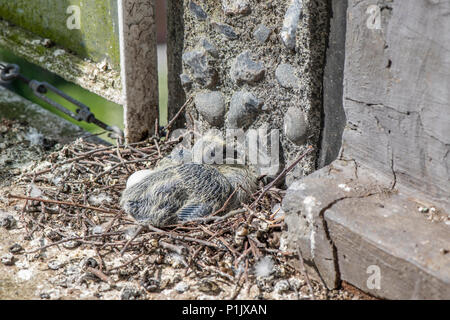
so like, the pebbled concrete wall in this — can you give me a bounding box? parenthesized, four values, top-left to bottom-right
(178, 0, 329, 182)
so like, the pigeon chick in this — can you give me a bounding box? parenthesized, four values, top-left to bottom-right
(120, 162, 257, 227)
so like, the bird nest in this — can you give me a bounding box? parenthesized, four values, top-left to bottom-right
(3, 125, 363, 300)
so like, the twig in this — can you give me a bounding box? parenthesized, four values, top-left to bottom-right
(251, 146, 314, 208)
(210, 187, 238, 217)
(8, 194, 120, 215)
(159, 240, 188, 255)
(107, 252, 145, 272)
(86, 267, 115, 285)
(120, 225, 145, 255)
(25, 231, 125, 253)
(297, 247, 316, 300)
(230, 273, 244, 300)
(147, 225, 219, 248)
(164, 96, 193, 132)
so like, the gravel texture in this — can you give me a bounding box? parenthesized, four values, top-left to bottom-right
(0, 119, 374, 300)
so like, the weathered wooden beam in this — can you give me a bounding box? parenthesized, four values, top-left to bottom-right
(284, 0, 450, 299)
(118, 0, 159, 142)
(166, 0, 186, 129)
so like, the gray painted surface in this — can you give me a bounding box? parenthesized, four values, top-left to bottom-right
(167, 0, 186, 129)
(283, 0, 450, 298)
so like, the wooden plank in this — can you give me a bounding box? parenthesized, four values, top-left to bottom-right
(327, 194, 450, 299)
(0, 19, 122, 105)
(343, 0, 450, 211)
(118, 0, 159, 142)
(0, 0, 120, 70)
(283, 159, 450, 298)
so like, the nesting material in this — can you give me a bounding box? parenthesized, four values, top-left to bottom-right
(0, 119, 368, 300)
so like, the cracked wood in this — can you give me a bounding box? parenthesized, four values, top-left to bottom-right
(119, 0, 159, 142)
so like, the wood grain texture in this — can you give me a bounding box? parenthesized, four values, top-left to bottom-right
(120, 0, 159, 142)
(285, 0, 450, 298)
(284, 159, 450, 298)
(343, 0, 450, 210)
(327, 194, 450, 299)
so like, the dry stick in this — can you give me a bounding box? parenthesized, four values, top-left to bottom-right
(116, 143, 131, 174)
(209, 187, 239, 217)
(250, 146, 314, 208)
(153, 138, 162, 158)
(218, 236, 239, 258)
(184, 245, 203, 277)
(210, 208, 246, 224)
(107, 252, 145, 272)
(128, 146, 151, 158)
(120, 225, 145, 255)
(159, 241, 188, 255)
(234, 242, 251, 269)
(24, 145, 119, 177)
(146, 225, 219, 248)
(297, 247, 316, 300)
(24, 231, 125, 253)
(25, 140, 154, 177)
(230, 272, 244, 300)
(86, 266, 115, 285)
(203, 265, 235, 282)
(164, 96, 193, 133)
(103, 212, 122, 233)
(198, 225, 238, 257)
(94, 157, 161, 182)
(8, 194, 120, 215)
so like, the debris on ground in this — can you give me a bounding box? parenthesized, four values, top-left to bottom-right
(0, 118, 372, 300)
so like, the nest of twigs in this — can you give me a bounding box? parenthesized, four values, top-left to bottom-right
(4, 125, 358, 300)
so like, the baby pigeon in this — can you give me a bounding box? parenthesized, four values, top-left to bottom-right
(120, 135, 258, 227)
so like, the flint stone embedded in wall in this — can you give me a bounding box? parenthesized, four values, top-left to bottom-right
(211, 22, 239, 40)
(189, 1, 208, 21)
(199, 38, 219, 58)
(182, 49, 218, 88)
(281, 0, 303, 50)
(181, 0, 329, 186)
(194, 91, 226, 127)
(284, 107, 307, 145)
(180, 73, 192, 89)
(253, 24, 272, 43)
(222, 0, 251, 16)
(276, 63, 299, 89)
(227, 90, 262, 129)
(230, 51, 265, 84)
